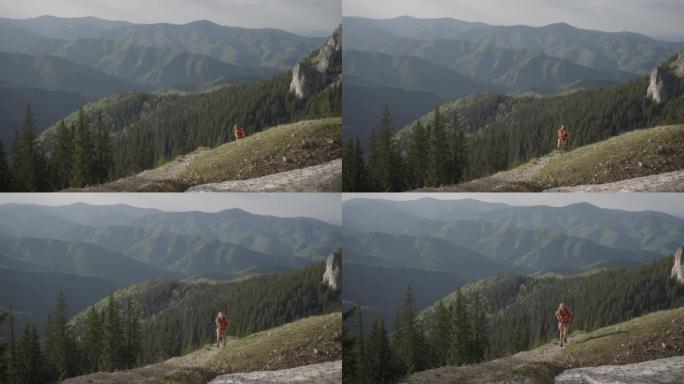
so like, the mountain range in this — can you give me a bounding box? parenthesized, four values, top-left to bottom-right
(0, 15, 325, 146)
(0, 203, 340, 330)
(342, 16, 684, 147)
(342, 198, 684, 324)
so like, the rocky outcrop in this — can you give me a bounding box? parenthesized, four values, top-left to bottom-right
(208, 360, 342, 384)
(555, 356, 684, 383)
(290, 26, 341, 99)
(322, 250, 341, 291)
(672, 246, 684, 284)
(647, 50, 684, 104)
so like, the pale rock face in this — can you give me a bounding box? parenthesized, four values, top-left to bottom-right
(647, 50, 684, 104)
(672, 246, 684, 284)
(554, 356, 684, 383)
(322, 250, 341, 291)
(289, 26, 341, 99)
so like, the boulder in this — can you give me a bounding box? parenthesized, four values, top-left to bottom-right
(672, 246, 684, 284)
(647, 50, 684, 104)
(555, 356, 684, 383)
(322, 250, 341, 291)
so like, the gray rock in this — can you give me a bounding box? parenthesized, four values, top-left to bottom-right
(672, 246, 684, 284)
(207, 360, 341, 384)
(555, 356, 684, 383)
(289, 26, 341, 99)
(647, 50, 684, 104)
(322, 250, 341, 291)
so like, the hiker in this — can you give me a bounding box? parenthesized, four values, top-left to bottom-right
(233, 121, 246, 141)
(215, 311, 230, 347)
(555, 303, 573, 348)
(557, 124, 570, 153)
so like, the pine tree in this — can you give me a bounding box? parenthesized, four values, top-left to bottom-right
(425, 106, 449, 187)
(51, 121, 74, 190)
(122, 298, 141, 368)
(394, 286, 426, 374)
(17, 323, 44, 384)
(449, 289, 472, 365)
(93, 112, 112, 183)
(354, 299, 367, 380)
(5, 308, 18, 384)
(428, 301, 452, 367)
(102, 294, 123, 371)
(341, 307, 358, 384)
(81, 307, 102, 373)
(0, 138, 13, 191)
(366, 318, 397, 383)
(406, 120, 429, 188)
(10, 105, 46, 191)
(44, 291, 78, 380)
(469, 295, 488, 362)
(71, 108, 95, 188)
(448, 111, 467, 184)
(343, 138, 368, 192)
(366, 106, 403, 191)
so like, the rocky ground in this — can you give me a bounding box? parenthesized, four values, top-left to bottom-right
(555, 356, 684, 383)
(545, 169, 684, 192)
(207, 360, 341, 384)
(188, 158, 341, 192)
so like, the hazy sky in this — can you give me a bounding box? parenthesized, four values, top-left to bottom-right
(344, 0, 684, 40)
(0, 193, 342, 225)
(0, 0, 340, 36)
(343, 193, 684, 217)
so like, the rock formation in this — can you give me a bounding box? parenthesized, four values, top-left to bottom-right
(555, 356, 684, 383)
(322, 250, 341, 291)
(290, 25, 341, 99)
(672, 246, 684, 284)
(647, 50, 684, 104)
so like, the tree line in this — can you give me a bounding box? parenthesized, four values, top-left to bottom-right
(0, 72, 341, 191)
(343, 286, 488, 384)
(344, 75, 684, 191)
(0, 291, 141, 384)
(0, 106, 112, 191)
(343, 105, 467, 191)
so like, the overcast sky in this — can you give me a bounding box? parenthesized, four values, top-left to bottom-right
(344, 0, 684, 41)
(0, 0, 340, 36)
(0, 193, 342, 225)
(343, 193, 684, 217)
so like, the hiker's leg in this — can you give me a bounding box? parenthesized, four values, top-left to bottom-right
(558, 323, 563, 345)
(216, 328, 220, 346)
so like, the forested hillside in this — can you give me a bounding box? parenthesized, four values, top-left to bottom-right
(0, 24, 341, 192)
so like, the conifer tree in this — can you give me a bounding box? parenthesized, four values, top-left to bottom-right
(71, 108, 95, 188)
(122, 298, 141, 368)
(448, 111, 467, 184)
(17, 323, 44, 384)
(406, 120, 429, 188)
(343, 138, 367, 192)
(82, 307, 102, 373)
(394, 286, 426, 374)
(367, 106, 403, 191)
(44, 291, 77, 380)
(10, 105, 46, 191)
(5, 308, 18, 384)
(0, 138, 13, 191)
(469, 294, 488, 362)
(428, 301, 452, 367)
(425, 106, 449, 187)
(51, 121, 74, 190)
(449, 289, 471, 365)
(354, 299, 367, 380)
(102, 294, 123, 371)
(366, 318, 396, 383)
(93, 112, 112, 183)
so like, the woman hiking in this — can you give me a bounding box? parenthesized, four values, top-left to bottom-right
(215, 311, 230, 347)
(557, 124, 570, 153)
(555, 303, 573, 348)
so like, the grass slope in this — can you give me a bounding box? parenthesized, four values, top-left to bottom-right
(404, 307, 684, 384)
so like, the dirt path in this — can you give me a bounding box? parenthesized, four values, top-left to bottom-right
(207, 360, 341, 384)
(402, 334, 580, 384)
(187, 159, 342, 192)
(63, 341, 230, 384)
(75, 149, 209, 192)
(545, 169, 684, 192)
(418, 153, 558, 192)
